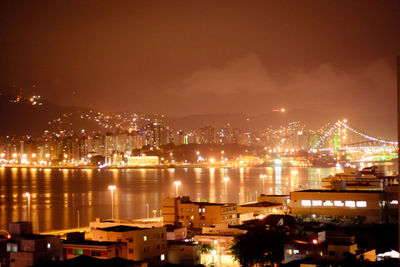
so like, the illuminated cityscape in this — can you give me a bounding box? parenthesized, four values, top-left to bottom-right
(0, 1, 400, 267)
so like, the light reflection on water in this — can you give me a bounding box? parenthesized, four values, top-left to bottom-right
(2, 165, 391, 232)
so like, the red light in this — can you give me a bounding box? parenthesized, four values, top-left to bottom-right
(312, 239, 318, 244)
(6, 234, 11, 239)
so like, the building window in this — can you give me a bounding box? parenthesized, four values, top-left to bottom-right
(190, 215, 194, 219)
(202, 208, 205, 213)
(129, 248, 134, 254)
(7, 244, 17, 252)
(47, 243, 51, 249)
(191, 208, 193, 212)
(345, 201, 355, 208)
(390, 200, 398, 205)
(199, 208, 202, 213)
(91, 250, 101, 257)
(301, 200, 311, 206)
(356, 201, 367, 207)
(312, 200, 322, 206)
(161, 254, 165, 261)
(323, 200, 333, 206)
(73, 249, 83, 255)
(293, 249, 299, 254)
(144, 236, 147, 241)
(334, 201, 344, 207)
(286, 249, 292, 255)
(128, 238, 133, 243)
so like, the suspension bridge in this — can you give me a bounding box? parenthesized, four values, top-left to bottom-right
(310, 120, 398, 158)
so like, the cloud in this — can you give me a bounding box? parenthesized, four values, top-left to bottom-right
(182, 54, 276, 96)
(178, 54, 396, 115)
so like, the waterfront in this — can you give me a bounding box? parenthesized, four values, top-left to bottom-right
(0, 164, 396, 232)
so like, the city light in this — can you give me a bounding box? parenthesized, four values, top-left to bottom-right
(223, 177, 229, 203)
(108, 185, 116, 219)
(174, 181, 181, 197)
(260, 174, 267, 194)
(25, 192, 31, 221)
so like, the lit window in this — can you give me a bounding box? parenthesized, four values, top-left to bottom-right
(301, 200, 311, 206)
(199, 208, 201, 212)
(345, 201, 355, 208)
(323, 200, 333, 206)
(293, 249, 299, 254)
(73, 249, 83, 255)
(287, 249, 292, 255)
(47, 243, 51, 249)
(312, 200, 322, 206)
(334, 201, 344, 207)
(190, 215, 194, 219)
(390, 200, 398, 205)
(356, 201, 367, 207)
(144, 236, 147, 241)
(202, 208, 205, 213)
(160, 254, 165, 261)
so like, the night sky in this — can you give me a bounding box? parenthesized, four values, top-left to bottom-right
(1, 1, 399, 117)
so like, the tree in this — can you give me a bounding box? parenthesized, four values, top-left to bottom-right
(230, 225, 285, 266)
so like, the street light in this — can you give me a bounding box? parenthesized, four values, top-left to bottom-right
(25, 192, 31, 221)
(174, 181, 181, 197)
(316, 169, 321, 180)
(108, 185, 116, 219)
(259, 174, 267, 194)
(223, 177, 229, 203)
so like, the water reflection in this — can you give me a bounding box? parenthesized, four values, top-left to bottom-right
(0, 166, 355, 232)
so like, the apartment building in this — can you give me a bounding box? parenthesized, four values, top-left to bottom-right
(289, 189, 397, 223)
(91, 225, 167, 266)
(162, 196, 238, 227)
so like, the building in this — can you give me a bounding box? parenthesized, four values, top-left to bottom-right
(162, 196, 238, 228)
(126, 156, 160, 166)
(284, 232, 371, 264)
(167, 241, 201, 266)
(237, 201, 284, 223)
(193, 224, 246, 267)
(165, 225, 187, 241)
(289, 189, 397, 223)
(90, 218, 163, 230)
(91, 225, 167, 266)
(5, 222, 63, 267)
(63, 232, 127, 260)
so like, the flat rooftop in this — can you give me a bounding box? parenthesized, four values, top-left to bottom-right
(294, 189, 384, 194)
(64, 240, 121, 246)
(96, 225, 144, 232)
(239, 201, 281, 208)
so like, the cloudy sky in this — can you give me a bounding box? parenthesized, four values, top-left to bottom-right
(1, 1, 399, 117)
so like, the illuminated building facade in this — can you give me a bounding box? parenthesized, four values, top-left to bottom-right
(162, 197, 238, 227)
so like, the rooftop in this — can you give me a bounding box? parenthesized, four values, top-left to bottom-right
(294, 189, 384, 194)
(96, 225, 143, 232)
(239, 201, 282, 208)
(63, 240, 121, 246)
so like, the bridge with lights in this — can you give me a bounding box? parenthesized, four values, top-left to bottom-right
(310, 120, 398, 161)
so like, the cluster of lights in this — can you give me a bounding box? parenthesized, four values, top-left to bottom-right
(311, 120, 398, 152)
(338, 121, 398, 145)
(311, 124, 337, 151)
